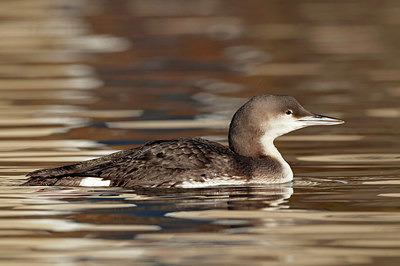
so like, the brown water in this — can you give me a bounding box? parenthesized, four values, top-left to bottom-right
(1, 0, 400, 265)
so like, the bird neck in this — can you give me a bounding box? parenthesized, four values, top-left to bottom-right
(228, 127, 264, 158)
(229, 123, 282, 159)
(229, 126, 294, 182)
(259, 134, 293, 181)
(259, 135, 282, 159)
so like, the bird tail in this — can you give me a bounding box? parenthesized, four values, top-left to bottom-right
(22, 176, 60, 186)
(26, 149, 134, 178)
(22, 176, 91, 186)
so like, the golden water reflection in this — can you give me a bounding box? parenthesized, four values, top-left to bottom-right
(0, 0, 400, 265)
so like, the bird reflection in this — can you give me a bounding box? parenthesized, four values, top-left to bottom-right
(133, 184, 293, 211)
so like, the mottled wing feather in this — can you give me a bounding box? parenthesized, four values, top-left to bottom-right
(25, 138, 241, 188)
(27, 148, 137, 178)
(83, 138, 238, 187)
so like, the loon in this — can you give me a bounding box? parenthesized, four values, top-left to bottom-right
(23, 95, 344, 188)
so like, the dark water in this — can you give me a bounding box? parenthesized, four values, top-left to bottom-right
(1, 0, 400, 265)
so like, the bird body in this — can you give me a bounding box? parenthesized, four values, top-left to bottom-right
(23, 95, 344, 188)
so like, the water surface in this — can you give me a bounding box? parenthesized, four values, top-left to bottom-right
(1, 0, 400, 265)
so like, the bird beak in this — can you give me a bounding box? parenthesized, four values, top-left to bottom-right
(298, 114, 344, 126)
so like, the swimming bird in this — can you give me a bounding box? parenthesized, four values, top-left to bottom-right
(23, 95, 344, 188)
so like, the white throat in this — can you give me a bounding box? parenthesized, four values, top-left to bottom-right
(260, 134, 293, 182)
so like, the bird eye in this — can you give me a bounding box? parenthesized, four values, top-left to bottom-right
(285, 110, 293, 115)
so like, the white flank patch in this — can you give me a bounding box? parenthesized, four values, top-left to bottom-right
(180, 176, 246, 188)
(79, 177, 111, 187)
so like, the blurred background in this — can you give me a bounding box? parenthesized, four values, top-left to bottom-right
(1, 0, 399, 156)
(0, 0, 400, 265)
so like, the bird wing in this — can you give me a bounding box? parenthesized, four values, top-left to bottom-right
(26, 138, 237, 187)
(26, 148, 137, 178)
(83, 138, 235, 178)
